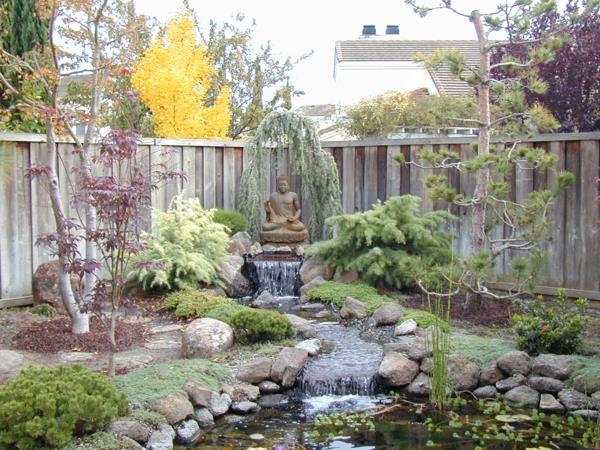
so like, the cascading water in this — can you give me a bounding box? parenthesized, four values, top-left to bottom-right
(298, 322, 384, 396)
(246, 254, 302, 297)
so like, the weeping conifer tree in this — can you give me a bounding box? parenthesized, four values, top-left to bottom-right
(239, 110, 342, 240)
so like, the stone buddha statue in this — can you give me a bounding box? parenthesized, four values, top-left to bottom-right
(259, 175, 309, 245)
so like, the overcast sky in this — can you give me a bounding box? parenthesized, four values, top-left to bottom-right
(132, 1, 521, 107)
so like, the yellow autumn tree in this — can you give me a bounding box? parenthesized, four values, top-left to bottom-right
(131, 12, 230, 138)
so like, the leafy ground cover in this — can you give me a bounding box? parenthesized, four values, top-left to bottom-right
(450, 333, 517, 369)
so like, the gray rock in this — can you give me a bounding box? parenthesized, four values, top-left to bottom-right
(250, 433, 265, 441)
(146, 430, 173, 450)
(527, 376, 564, 393)
(175, 420, 201, 445)
(384, 336, 431, 361)
(207, 392, 232, 417)
(258, 380, 280, 394)
(340, 297, 368, 320)
(252, 290, 279, 309)
(151, 393, 194, 425)
(229, 232, 252, 255)
(394, 319, 418, 336)
(531, 354, 574, 380)
(193, 408, 214, 428)
(231, 401, 260, 414)
(372, 303, 404, 326)
(474, 385, 498, 399)
(236, 357, 273, 384)
(284, 313, 317, 339)
(299, 303, 326, 313)
(183, 381, 213, 407)
(592, 391, 600, 409)
(504, 385, 540, 408)
(222, 414, 246, 425)
(0, 350, 24, 383)
(333, 268, 360, 283)
(571, 410, 599, 419)
(119, 436, 145, 449)
(299, 255, 334, 284)
(181, 318, 234, 358)
(220, 255, 254, 297)
(572, 374, 600, 395)
(406, 372, 432, 396)
(270, 347, 309, 387)
(539, 393, 565, 413)
(295, 338, 322, 356)
(299, 276, 326, 298)
(158, 423, 175, 441)
(378, 353, 420, 386)
(558, 389, 593, 411)
(220, 382, 260, 402)
(496, 374, 526, 393)
(59, 352, 95, 363)
(144, 339, 181, 350)
(314, 310, 335, 319)
(259, 394, 288, 408)
(420, 357, 433, 375)
(479, 364, 504, 386)
(497, 351, 531, 376)
(149, 324, 183, 334)
(248, 242, 263, 257)
(107, 420, 152, 444)
(447, 354, 479, 391)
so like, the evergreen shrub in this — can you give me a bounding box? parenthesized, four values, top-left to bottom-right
(31, 304, 58, 317)
(312, 195, 454, 290)
(206, 303, 250, 324)
(0, 365, 127, 450)
(213, 209, 247, 235)
(162, 289, 234, 319)
(307, 281, 394, 314)
(512, 289, 588, 355)
(230, 308, 294, 343)
(130, 196, 230, 291)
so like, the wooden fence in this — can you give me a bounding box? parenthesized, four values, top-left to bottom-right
(0, 131, 598, 306)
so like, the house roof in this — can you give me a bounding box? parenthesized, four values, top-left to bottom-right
(335, 40, 480, 97)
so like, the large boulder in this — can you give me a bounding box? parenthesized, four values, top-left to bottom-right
(299, 255, 334, 284)
(527, 376, 564, 393)
(151, 393, 194, 425)
(540, 394, 565, 413)
(372, 303, 404, 326)
(299, 276, 326, 302)
(558, 389, 592, 411)
(270, 347, 309, 388)
(219, 255, 254, 297)
(407, 372, 432, 396)
(496, 351, 531, 376)
(284, 313, 317, 339)
(228, 232, 252, 256)
(339, 297, 367, 320)
(479, 364, 504, 386)
(32, 260, 79, 313)
(530, 354, 574, 380)
(496, 374, 526, 393)
(107, 420, 152, 444)
(181, 318, 234, 358)
(378, 353, 420, 386)
(504, 385, 540, 408)
(236, 357, 273, 384)
(447, 354, 479, 391)
(572, 373, 600, 395)
(384, 336, 431, 361)
(221, 382, 260, 403)
(183, 381, 213, 407)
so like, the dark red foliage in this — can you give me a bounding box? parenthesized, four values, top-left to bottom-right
(12, 317, 145, 353)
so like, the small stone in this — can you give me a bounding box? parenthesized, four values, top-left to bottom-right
(473, 386, 498, 399)
(496, 374, 526, 393)
(193, 408, 214, 428)
(540, 394, 565, 413)
(394, 319, 418, 336)
(107, 420, 152, 444)
(527, 376, 564, 393)
(314, 310, 334, 319)
(258, 380, 280, 393)
(249, 433, 265, 441)
(406, 372, 431, 396)
(258, 394, 288, 408)
(558, 389, 593, 411)
(220, 382, 260, 402)
(236, 357, 273, 384)
(295, 338, 322, 356)
(59, 352, 95, 363)
(571, 410, 599, 419)
(146, 430, 173, 450)
(207, 392, 232, 417)
(504, 385, 540, 408)
(372, 303, 404, 326)
(175, 420, 201, 445)
(231, 401, 260, 414)
(497, 351, 531, 376)
(479, 364, 504, 386)
(531, 354, 574, 380)
(222, 414, 246, 425)
(340, 297, 368, 320)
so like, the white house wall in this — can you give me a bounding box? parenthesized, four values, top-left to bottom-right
(334, 60, 438, 105)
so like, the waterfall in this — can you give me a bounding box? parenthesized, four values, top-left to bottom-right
(246, 255, 302, 298)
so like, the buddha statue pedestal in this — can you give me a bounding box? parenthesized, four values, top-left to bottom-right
(259, 175, 308, 247)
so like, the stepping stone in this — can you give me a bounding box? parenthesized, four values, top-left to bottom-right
(540, 394, 564, 413)
(59, 352, 95, 363)
(149, 324, 183, 334)
(145, 339, 181, 350)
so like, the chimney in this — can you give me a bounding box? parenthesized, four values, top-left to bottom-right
(361, 25, 376, 36)
(386, 25, 399, 35)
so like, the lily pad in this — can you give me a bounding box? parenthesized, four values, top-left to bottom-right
(495, 414, 533, 423)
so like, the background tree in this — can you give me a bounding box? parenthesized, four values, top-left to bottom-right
(401, 0, 595, 299)
(494, 0, 600, 132)
(131, 11, 230, 139)
(200, 13, 312, 138)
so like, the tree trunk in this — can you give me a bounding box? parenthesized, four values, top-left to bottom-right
(46, 122, 90, 333)
(107, 306, 117, 377)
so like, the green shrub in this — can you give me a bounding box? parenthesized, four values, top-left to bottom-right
(31, 304, 58, 317)
(162, 289, 234, 319)
(307, 281, 394, 314)
(512, 289, 588, 355)
(129, 196, 230, 291)
(403, 309, 449, 332)
(0, 365, 127, 450)
(213, 209, 247, 235)
(311, 195, 454, 290)
(230, 308, 294, 343)
(206, 303, 250, 324)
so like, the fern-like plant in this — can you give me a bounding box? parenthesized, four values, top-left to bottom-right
(312, 195, 455, 290)
(129, 196, 230, 291)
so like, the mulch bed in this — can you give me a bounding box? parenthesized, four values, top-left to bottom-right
(12, 317, 145, 353)
(400, 294, 518, 326)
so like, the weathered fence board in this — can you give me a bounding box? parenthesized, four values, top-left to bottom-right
(1, 132, 599, 305)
